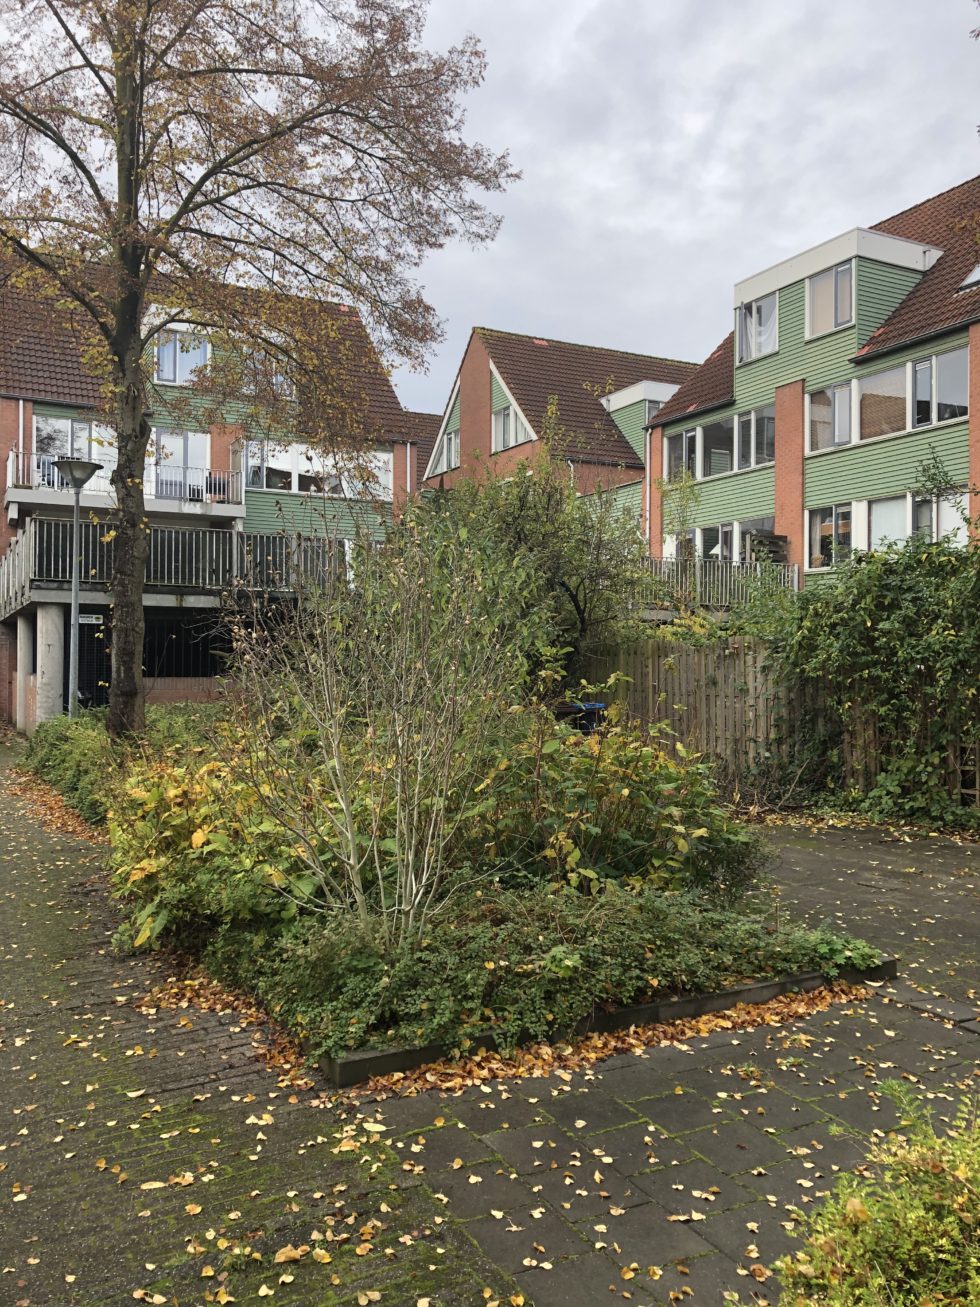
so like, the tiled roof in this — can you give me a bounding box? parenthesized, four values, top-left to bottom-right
(0, 263, 411, 442)
(652, 332, 735, 427)
(859, 173, 980, 359)
(402, 409, 441, 483)
(475, 327, 697, 468)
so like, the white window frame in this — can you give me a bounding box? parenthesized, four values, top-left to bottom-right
(806, 502, 854, 571)
(424, 383, 462, 478)
(807, 490, 968, 572)
(805, 259, 855, 340)
(489, 365, 536, 455)
(154, 325, 211, 386)
(736, 292, 778, 364)
(243, 440, 392, 500)
(664, 427, 698, 481)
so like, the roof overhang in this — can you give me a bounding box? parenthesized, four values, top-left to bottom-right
(600, 379, 681, 412)
(734, 227, 943, 308)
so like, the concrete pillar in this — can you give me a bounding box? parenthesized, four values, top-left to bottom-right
(35, 603, 65, 726)
(15, 612, 33, 733)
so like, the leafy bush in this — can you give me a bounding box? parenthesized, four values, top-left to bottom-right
(216, 886, 879, 1057)
(772, 1085, 980, 1306)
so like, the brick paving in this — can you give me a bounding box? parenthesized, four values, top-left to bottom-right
(1, 735, 978, 1306)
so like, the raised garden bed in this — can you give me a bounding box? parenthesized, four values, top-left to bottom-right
(316, 955, 898, 1089)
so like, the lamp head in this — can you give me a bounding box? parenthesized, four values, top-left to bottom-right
(53, 458, 103, 491)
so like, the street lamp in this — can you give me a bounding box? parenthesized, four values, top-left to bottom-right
(53, 458, 103, 719)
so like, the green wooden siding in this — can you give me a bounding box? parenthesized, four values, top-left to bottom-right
(601, 478, 642, 523)
(447, 390, 461, 431)
(491, 373, 508, 412)
(610, 399, 647, 461)
(691, 466, 774, 526)
(804, 422, 969, 508)
(856, 259, 923, 347)
(243, 489, 391, 539)
(850, 330, 968, 382)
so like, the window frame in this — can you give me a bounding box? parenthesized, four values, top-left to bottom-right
(805, 259, 854, 340)
(807, 502, 853, 570)
(736, 292, 779, 364)
(154, 325, 210, 386)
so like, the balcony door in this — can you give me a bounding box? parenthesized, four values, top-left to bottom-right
(148, 429, 209, 502)
(33, 416, 116, 493)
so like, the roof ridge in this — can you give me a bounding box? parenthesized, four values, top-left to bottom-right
(871, 172, 980, 231)
(473, 325, 697, 369)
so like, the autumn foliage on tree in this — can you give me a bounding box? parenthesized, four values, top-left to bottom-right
(0, 0, 514, 734)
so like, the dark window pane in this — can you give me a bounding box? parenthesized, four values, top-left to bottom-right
(835, 262, 852, 326)
(913, 360, 932, 427)
(809, 390, 833, 450)
(936, 347, 968, 422)
(666, 434, 684, 480)
(809, 507, 834, 568)
(737, 413, 753, 468)
(755, 404, 775, 463)
(701, 526, 719, 558)
(701, 416, 733, 476)
(833, 386, 851, 443)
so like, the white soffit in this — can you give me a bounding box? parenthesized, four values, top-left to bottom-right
(733, 228, 943, 308)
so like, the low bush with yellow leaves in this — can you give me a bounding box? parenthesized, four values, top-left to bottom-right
(768, 1084, 979, 1306)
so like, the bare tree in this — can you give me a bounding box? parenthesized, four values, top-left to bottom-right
(0, 0, 514, 734)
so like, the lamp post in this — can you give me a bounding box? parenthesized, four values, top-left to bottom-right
(53, 458, 103, 719)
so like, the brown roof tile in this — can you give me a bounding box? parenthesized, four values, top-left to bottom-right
(475, 327, 697, 468)
(652, 331, 735, 426)
(859, 173, 980, 358)
(402, 409, 441, 482)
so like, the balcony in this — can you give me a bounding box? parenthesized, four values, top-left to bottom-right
(5, 451, 243, 510)
(639, 557, 799, 612)
(0, 517, 342, 620)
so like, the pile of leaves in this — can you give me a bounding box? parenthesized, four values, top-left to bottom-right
(772, 1085, 980, 1305)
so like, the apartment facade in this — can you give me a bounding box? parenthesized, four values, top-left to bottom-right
(648, 176, 980, 578)
(0, 277, 438, 730)
(422, 326, 697, 510)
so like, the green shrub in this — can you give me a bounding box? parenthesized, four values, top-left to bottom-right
(25, 711, 117, 823)
(237, 887, 879, 1057)
(771, 1085, 980, 1306)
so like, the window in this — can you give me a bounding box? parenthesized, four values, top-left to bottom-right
(665, 428, 696, 480)
(808, 261, 853, 337)
(935, 347, 968, 422)
(809, 385, 851, 451)
(737, 293, 778, 363)
(492, 403, 532, 452)
(739, 515, 777, 561)
(808, 504, 852, 568)
(859, 366, 905, 440)
(701, 416, 734, 477)
(913, 359, 932, 427)
(735, 405, 775, 467)
(914, 491, 968, 546)
(427, 425, 460, 476)
(701, 524, 734, 561)
(645, 398, 662, 424)
(242, 343, 294, 399)
(155, 328, 209, 385)
(148, 429, 209, 499)
(869, 496, 908, 547)
(33, 415, 116, 492)
(246, 441, 392, 497)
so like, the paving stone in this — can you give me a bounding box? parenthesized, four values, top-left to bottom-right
(483, 1122, 580, 1175)
(544, 1086, 645, 1134)
(424, 1165, 533, 1217)
(465, 1203, 592, 1274)
(643, 1090, 739, 1136)
(396, 1118, 491, 1172)
(579, 1196, 721, 1266)
(522, 1156, 653, 1219)
(597, 1121, 692, 1176)
(685, 1119, 790, 1174)
(630, 1158, 760, 1214)
(512, 1251, 623, 1306)
(697, 1199, 798, 1265)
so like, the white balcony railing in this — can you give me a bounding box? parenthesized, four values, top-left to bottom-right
(640, 557, 799, 610)
(5, 450, 243, 505)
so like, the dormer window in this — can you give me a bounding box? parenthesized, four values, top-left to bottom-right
(427, 426, 460, 476)
(736, 293, 777, 363)
(958, 263, 980, 292)
(807, 261, 853, 337)
(155, 327, 209, 385)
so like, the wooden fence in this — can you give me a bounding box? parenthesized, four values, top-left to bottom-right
(583, 638, 796, 783)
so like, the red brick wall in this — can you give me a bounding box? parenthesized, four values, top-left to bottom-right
(969, 324, 980, 532)
(571, 461, 643, 495)
(774, 380, 805, 570)
(646, 424, 664, 557)
(0, 397, 31, 553)
(0, 622, 15, 725)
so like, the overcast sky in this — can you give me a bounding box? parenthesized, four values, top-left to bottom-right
(391, 0, 980, 415)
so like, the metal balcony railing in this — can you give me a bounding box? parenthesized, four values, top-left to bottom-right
(0, 518, 344, 619)
(5, 450, 243, 505)
(640, 557, 799, 610)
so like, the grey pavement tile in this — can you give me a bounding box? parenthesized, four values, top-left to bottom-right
(580, 1196, 722, 1267)
(522, 1156, 653, 1219)
(686, 1119, 791, 1174)
(513, 1252, 623, 1306)
(464, 1203, 592, 1275)
(483, 1122, 581, 1175)
(544, 1086, 645, 1134)
(644, 1090, 740, 1136)
(631, 1158, 761, 1214)
(425, 1165, 533, 1218)
(599, 1121, 692, 1176)
(394, 1119, 491, 1172)
(696, 1198, 798, 1266)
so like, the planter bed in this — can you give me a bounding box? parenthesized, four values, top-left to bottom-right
(316, 955, 898, 1089)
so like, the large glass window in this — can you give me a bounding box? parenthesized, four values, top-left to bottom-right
(427, 425, 460, 476)
(739, 516, 777, 561)
(808, 504, 852, 568)
(915, 491, 968, 546)
(808, 262, 853, 337)
(701, 524, 734, 561)
(936, 347, 968, 422)
(149, 429, 209, 500)
(155, 329, 209, 385)
(701, 416, 734, 477)
(737, 413, 753, 470)
(491, 404, 533, 453)
(809, 385, 851, 451)
(755, 403, 775, 463)
(737, 293, 778, 363)
(859, 366, 905, 440)
(869, 496, 908, 547)
(33, 415, 116, 492)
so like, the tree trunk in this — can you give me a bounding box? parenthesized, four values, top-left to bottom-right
(107, 351, 150, 737)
